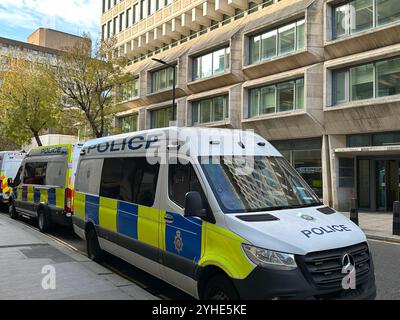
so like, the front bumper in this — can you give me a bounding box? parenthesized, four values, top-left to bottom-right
(232, 260, 376, 300)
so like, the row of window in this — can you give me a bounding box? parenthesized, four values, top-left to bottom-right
(249, 78, 304, 117)
(111, 0, 400, 64)
(102, 0, 174, 40)
(333, 56, 400, 104)
(250, 19, 305, 64)
(80, 155, 204, 210)
(118, 55, 400, 131)
(334, 0, 400, 39)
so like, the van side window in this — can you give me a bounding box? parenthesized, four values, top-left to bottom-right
(100, 157, 160, 207)
(75, 159, 103, 195)
(13, 166, 23, 186)
(45, 161, 66, 187)
(169, 162, 204, 208)
(23, 162, 47, 185)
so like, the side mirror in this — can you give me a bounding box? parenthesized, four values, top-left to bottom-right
(7, 178, 14, 188)
(184, 191, 207, 218)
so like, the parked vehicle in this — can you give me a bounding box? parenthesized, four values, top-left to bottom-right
(72, 127, 376, 300)
(9, 144, 83, 232)
(0, 151, 26, 205)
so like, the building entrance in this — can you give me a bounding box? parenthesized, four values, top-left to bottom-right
(358, 158, 400, 211)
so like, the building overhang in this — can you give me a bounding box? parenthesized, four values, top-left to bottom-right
(334, 145, 400, 157)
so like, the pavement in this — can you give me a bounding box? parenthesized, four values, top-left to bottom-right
(342, 211, 400, 243)
(0, 213, 157, 300)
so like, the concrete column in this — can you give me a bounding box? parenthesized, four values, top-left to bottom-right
(328, 134, 349, 211)
(138, 108, 147, 131)
(321, 135, 332, 207)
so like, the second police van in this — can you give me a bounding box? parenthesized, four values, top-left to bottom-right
(9, 143, 83, 232)
(0, 151, 26, 205)
(72, 127, 376, 300)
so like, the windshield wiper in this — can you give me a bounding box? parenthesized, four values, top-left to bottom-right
(243, 202, 323, 213)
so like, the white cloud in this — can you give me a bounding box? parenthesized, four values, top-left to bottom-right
(0, 0, 101, 37)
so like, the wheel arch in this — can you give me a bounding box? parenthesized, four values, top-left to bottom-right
(197, 264, 236, 300)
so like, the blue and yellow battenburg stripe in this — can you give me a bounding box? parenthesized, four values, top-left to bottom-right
(12, 186, 65, 209)
(74, 192, 255, 279)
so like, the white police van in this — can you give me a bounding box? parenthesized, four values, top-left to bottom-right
(72, 127, 376, 300)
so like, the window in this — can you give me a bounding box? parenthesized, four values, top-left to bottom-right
(23, 161, 66, 187)
(140, 0, 145, 19)
(272, 138, 323, 199)
(120, 77, 139, 100)
(339, 158, 355, 188)
(113, 17, 118, 35)
(332, 57, 400, 104)
(192, 95, 229, 125)
(151, 106, 175, 129)
(333, 0, 400, 39)
(193, 47, 230, 80)
(348, 132, 400, 147)
(248, 78, 304, 117)
(376, 57, 400, 97)
(75, 159, 103, 195)
(107, 21, 111, 39)
(377, 0, 400, 25)
(249, 19, 305, 64)
(126, 8, 131, 28)
(133, 4, 138, 24)
(102, 24, 106, 41)
(151, 66, 175, 92)
(119, 12, 124, 32)
(119, 114, 138, 133)
(169, 162, 204, 207)
(100, 157, 160, 207)
(350, 63, 374, 101)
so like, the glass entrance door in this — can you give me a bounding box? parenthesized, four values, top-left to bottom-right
(375, 160, 400, 211)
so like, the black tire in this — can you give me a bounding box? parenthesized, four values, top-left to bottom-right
(203, 275, 240, 300)
(38, 208, 51, 233)
(8, 202, 18, 220)
(86, 228, 104, 262)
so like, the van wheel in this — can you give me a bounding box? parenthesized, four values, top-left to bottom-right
(203, 275, 239, 300)
(86, 228, 104, 262)
(9, 202, 18, 220)
(38, 209, 51, 233)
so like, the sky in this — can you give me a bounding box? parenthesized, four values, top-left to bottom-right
(0, 0, 102, 43)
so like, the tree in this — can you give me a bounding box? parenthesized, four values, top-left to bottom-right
(0, 56, 62, 147)
(51, 35, 129, 139)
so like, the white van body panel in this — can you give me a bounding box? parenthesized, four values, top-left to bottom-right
(225, 208, 366, 256)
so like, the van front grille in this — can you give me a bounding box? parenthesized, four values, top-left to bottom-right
(297, 243, 371, 290)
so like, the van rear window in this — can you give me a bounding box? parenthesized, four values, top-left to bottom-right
(23, 161, 66, 187)
(100, 157, 160, 208)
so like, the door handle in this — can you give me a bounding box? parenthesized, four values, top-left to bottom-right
(164, 214, 174, 224)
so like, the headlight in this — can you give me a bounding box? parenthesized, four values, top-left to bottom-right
(242, 244, 297, 270)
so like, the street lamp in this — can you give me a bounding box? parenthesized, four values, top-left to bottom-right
(152, 58, 176, 125)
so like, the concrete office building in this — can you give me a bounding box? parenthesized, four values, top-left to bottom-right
(101, 0, 400, 212)
(0, 28, 89, 148)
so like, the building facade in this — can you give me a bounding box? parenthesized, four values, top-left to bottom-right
(101, 0, 400, 212)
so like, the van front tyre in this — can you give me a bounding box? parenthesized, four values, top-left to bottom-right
(87, 228, 104, 263)
(38, 209, 51, 233)
(203, 275, 239, 300)
(9, 202, 18, 220)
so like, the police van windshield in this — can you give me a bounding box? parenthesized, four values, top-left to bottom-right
(200, 156, 322, 214)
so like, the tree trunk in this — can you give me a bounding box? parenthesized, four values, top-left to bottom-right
(33, 132, 43, 147)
